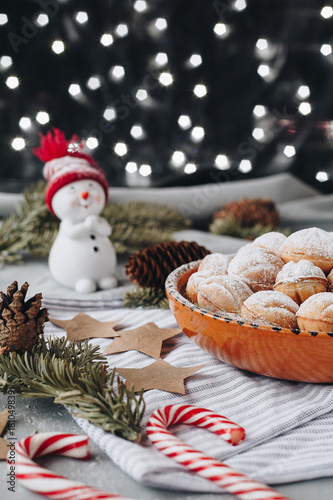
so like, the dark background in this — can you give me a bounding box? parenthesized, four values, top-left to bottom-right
(0, 0, 333, 192)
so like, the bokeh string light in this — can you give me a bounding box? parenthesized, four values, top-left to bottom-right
(0, 1, 333, 191)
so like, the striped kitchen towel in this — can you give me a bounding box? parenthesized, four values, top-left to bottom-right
(45, 298, 333, 493)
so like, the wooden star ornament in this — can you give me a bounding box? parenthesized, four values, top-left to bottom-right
(103, 322, 181, 358)
(116, 359, 205, 394)
(50, 313, 122, 341)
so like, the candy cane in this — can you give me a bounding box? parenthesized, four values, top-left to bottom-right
(147, 404, 291, 500)
(10, 432, 133, 500)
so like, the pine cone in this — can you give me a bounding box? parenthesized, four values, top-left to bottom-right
(213, 198, 280, 228)
(0, 281, 48, 354)
(126, 241, 210, 289)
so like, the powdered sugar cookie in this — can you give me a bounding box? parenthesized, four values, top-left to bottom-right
(197, 275, 253, 315)
(279, 227, 333, 273)
(297, 292, 333, 332)
(274, 260, 327, 304)
(241, 290, 299, 329)
(228, 247, 284, 292)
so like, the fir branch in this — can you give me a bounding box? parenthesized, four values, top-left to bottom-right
(0, 214, 25, 265)
(0, 181, 191, 264)
(103, 201, 190, 233)
(209, 216, 290, 240)
(0, 181, 58, 264)
(0, 336, 145, 442)
(105, 201, 191, 253)
(124, 287, 170, 309)
(111, 223, 174, 255)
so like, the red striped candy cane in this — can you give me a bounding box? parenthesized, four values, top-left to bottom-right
(10, 432, 133, 500)
(147, 404, 291, 500)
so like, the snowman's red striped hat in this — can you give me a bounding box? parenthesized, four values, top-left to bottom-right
(33, 129, 109, 214)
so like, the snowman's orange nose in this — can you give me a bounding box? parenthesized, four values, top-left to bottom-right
(81, 191, 89, 200)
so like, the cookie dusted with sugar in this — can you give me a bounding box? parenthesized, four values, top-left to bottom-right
(250, 231, 287, 256)
(241, 290, 299, 329)
(197, 275, 253, 316)
(228, 247, 284, 292)
(186, 270, 215, 303)
(297, 292, 333, 333)
(274, 260, 327, 305)
(279, 227, 333, 273)
(198, 253, 234, 274)
(236, 232, 287, 258)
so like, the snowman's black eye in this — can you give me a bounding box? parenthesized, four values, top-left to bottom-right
(69, 185, 76, 193)
(88, 182, 94, 189)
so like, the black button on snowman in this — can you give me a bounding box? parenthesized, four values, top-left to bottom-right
(34, 129, 117, 293)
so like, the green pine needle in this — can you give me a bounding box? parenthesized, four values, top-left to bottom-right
(0, 336, 145, 442)
(0, 181, 191, 265)
(123, 286, 170, 309)
(209, 216, 290, 240)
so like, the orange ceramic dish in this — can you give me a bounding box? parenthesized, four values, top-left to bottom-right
(165, 260, 333, 383)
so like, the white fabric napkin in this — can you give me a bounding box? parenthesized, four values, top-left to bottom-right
(45, 300, 333, 494)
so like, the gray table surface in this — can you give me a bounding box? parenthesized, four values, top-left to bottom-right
(1, 186, 333, 499)
(0, 395, 332, 500)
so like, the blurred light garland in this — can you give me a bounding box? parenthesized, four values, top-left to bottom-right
(0, 0, 332, 192)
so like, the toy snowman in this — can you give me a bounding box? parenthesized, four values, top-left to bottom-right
(34, 129, 117, 293)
